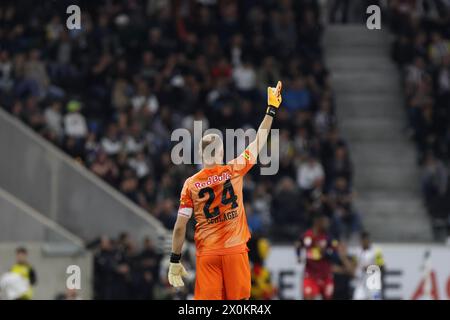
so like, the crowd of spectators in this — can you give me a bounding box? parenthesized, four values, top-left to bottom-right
(87, 230, 362, 300)
(88, 232, 168, 300)
(0, 0, 363, 243)
(390, 0, 450, 239)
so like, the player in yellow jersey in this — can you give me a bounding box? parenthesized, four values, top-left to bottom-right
(168, 81, 283, 300)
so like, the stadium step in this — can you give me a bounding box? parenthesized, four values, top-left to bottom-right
(355, 191, 433, 242)
(331, 72, 401, 94)
(324, 25, 390, 46)
(354, 166, 420, 191)
(339, 118, 408, 141)
(324, 24, 433, 242)
(326, 44, 390, 57)
(335, 94, 404, 119)
(349, 142, 417, 166)
(327, 56, 397, 72)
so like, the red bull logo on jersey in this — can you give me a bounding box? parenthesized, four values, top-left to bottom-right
(194, 172, 232, 189)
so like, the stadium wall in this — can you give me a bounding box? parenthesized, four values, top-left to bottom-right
(0, 108, 169, 246)
(267, 244, 450, 300)
(0, 243, 92, 300)
(0, 187, 84, 247)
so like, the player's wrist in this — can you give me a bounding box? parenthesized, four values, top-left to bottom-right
(266, 106, 277, 117)
(170, 252, 182, 263)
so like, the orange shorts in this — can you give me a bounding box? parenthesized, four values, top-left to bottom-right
(194, 252, 251, 300)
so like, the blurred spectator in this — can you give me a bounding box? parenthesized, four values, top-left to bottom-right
(272, 177, 304, 238)
(155, 198, 177, 230)
(101, 124, 122, 156)
(327, 177, 362, 239)
(93, 236, 117, 300)
(90, 151, 119, 185)
(233, 59, 257, 92)
(352, 231, 385, 300)
(283, 77, 312, 112)
(252, 184, 272, 230)
(0, 272, 29, 300)
(332, 243, 356, 300)
(248, 233, 276, 300)
(429, 33, 450, 66)
(0, 50, 13, 92)
(314, 98, 336, 137)
(246, 201, 264, 234)
(44, 100, 63, 138)
(23, 49, 50, 99)
(138, 237, 163, 299)
(257, 57, 281, 94)
(9, 247, 37, 300)
(328, 145, 353, 186)
(55, 289, 82, 300)
(297, 154, 325, 204)
(421, 152, 448, 204)
(91, 233, 164, 300)
(63, 100, 87, 139)
(329, 0, 351, 24)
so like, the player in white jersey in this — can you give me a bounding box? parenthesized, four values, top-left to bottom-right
(352, 231, 385, 300)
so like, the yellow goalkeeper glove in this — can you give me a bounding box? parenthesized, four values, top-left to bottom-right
(168, 262, 189, 288)
(266, 81, 282, 116)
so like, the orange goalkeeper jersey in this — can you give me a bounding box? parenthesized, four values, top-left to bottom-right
(178, 149, 256, 256)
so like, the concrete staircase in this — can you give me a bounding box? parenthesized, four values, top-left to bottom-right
(324, 25, 433, 242)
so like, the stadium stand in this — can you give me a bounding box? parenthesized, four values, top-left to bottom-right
(390, 0, 450, 240)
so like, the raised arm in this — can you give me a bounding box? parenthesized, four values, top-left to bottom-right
(248, 81, 282, 157)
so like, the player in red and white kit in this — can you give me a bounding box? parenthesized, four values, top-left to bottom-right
(295, 213, 339, 300)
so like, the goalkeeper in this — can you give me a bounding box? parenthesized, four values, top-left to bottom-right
(168, 82, 282, 299)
